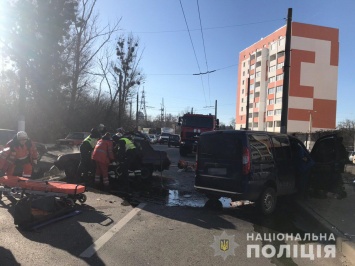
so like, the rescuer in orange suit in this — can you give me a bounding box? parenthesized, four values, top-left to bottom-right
(0, 131, 38, 178)
(92, 132, 115, 190)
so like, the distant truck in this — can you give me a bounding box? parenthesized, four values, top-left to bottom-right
(158, 127, 175, 144)
(178, 113, 219, 156)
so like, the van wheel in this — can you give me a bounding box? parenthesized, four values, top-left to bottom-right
(257, 187, 277, 215)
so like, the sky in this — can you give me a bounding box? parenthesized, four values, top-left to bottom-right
(96, 0, 355, 126)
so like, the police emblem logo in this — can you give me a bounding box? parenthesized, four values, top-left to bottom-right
(220, 239, 229, 252)
(210, 231, 239, 260)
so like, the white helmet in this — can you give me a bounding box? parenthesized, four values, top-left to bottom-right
(17, 131, 28, 141)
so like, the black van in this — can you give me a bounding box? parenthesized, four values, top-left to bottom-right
(195, 130, 347, 215)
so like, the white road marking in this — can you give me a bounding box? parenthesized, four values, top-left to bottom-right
(80, 202, 147, 258)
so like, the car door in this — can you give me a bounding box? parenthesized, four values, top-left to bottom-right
(270, 134, 296, 194)
(310, 134, 348, 191)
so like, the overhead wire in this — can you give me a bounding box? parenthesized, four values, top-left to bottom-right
(196, 0, 211, 105)
(127, 18, 284, 34)
(179, 0, 207, 105)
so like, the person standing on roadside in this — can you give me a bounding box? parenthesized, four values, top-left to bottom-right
(77, 128, 101, 186)
(92, 132, 114, 190)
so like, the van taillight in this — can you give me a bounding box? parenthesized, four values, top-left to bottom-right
(242, 147, 250, 174)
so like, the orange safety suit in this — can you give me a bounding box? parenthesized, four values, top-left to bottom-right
(0, 138, 38, 177)
(92, 135, 114, 187)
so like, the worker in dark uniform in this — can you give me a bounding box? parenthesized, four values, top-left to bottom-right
(77, 128, 101, 186)
(113, 133, 141, 193)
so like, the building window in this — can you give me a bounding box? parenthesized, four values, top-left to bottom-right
(276, 74, 284, 81)
(250, 84, 255, 90)
(269, 65, 276, 72)
(277, 51, 285, 57)
(251, 64, 255, 70)
(242, 89, 244, 94)
(255, 82, 260, 88)
(270, 54, 276, 61)
(278, 38, 285, 46)
(256, 71, 261, 78)
(256, 61, 261, 68)
(267, 110, 273, 116)
(268, 99, 274, 105)
(243, 62, 245, 67)
(274, 109, 281, 115)
(269, 76, 276, 83)
(276, 86, 283, 93)
(241, 98, 244, 103)
(250, 74, 255, 79)
(270, 42, 276, 50)
(274, 121, 281, 127)
(253, 122, 259, 128)
(277, 62, 284, 69)
(255, 102, 260, 108)
(275, 97, 282, 104)
(255, 92, 260, 98)
(267, 121, 273, 127)
(253, 112, 259, 117)
(248, 113, 252, 118)
(241, 107, 243, 111)
(256, 51, 262, 57)
(242, 80, 244, 85)
(248, 123, 252, 128)
(243, 71, 245, 76)
(268, 88, 275, 94)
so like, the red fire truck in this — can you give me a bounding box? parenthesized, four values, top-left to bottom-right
(178, 113, 219, 156)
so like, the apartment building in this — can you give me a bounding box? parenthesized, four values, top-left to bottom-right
(235, 22, 339, 133)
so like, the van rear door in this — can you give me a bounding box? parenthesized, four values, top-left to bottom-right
(195, 131, 243, 194)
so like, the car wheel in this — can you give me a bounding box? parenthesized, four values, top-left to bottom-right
(257, 187, 277, 215)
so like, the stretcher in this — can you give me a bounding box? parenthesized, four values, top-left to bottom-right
(0, 175, 87, 205)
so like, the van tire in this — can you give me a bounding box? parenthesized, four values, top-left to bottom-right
(257, 187, 277, 215)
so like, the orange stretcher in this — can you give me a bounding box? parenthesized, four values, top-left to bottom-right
(0, 175, 87, 205)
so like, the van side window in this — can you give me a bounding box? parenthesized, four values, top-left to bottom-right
(271, 136, 292, 162)
(248, 134, 273, 162)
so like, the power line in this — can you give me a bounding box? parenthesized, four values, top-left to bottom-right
(197, 0, 211, 105)
(126, 18, 284, 34)
(179, 0, 207, 105)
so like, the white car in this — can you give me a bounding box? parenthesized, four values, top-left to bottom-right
(149, 134, 157, 144)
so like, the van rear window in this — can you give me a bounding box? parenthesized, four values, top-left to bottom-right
(199, 133, 242, 160)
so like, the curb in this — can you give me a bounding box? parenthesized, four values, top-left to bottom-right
(295, 199, 355, 264)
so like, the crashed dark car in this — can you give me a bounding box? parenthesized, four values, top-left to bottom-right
(53, 138, 171, 181)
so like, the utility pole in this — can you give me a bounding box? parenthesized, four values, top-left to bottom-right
(136, 92, 139, 131)
(160, 98, 165, 127)
(18, 58, 26, 131)
(215, 100, 218, 119)
(280, 7, 292, 133)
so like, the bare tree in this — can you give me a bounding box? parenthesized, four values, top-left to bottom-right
(65, 0, 120, 127)
(337, 119, 355, 149)
(113, 34, 145, 127)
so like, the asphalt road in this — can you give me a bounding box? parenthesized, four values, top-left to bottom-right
(0, 144, 351, 265)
